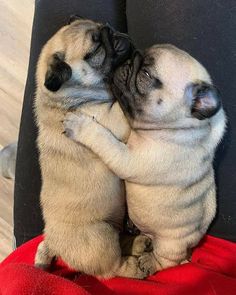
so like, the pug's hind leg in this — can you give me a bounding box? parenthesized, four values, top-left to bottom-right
(139, 238, 189, 275)
(116, 256, 149, 279)
(35, 240, 55, 270)
(138, 252, 158, 276)
(132, 235, 153, 256)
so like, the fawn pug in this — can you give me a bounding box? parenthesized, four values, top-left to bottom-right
(35, 17, 150, 279)
(64, 44, 226, 275)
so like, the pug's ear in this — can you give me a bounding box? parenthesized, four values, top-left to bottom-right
(186, 81, 222, 120)
(68, 14, 84, 25)
(44, 53, 72, 92)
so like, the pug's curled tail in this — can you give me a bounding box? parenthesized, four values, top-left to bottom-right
(0, 142, 17, 179)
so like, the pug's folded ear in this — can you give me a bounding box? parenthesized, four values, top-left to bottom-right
(186, 81, 222, 120)
(44, 53, 72, 92)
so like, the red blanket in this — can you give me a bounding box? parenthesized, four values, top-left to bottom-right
(0, 235, 236, 295)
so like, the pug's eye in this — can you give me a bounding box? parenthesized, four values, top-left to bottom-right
(84, 43, 101, 60)
(143, 69, 151, 78)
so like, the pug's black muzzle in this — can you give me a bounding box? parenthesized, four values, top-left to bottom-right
(113, 50, 143, 91)
(112, 32, 135, 68)
(100, 25, 135, 75)
(111, 51, 143, 117)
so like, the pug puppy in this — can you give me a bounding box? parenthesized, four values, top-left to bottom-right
(63, 44, 226, 275)
(34, 18, 150, 279)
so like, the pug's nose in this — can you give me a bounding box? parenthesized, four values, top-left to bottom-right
(114, 33, 133, 54)
(102, 23, 134, 58)
(112, 33, 135, 68)
(101, 24, 135, 67)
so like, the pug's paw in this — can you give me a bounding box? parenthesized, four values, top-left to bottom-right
(138, 253, 158, 276)
(117, 256, 149, 279)
(63, 112, 94, 141)
(132, 235, 153, 256)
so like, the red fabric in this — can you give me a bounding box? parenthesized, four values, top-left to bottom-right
(0, 235, 236, 295)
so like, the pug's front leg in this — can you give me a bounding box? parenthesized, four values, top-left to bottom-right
(63, 112, 135, 180)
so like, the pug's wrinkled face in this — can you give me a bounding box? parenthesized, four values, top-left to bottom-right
(112, 44, 221, 129)
(37, 18, 133, 93)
